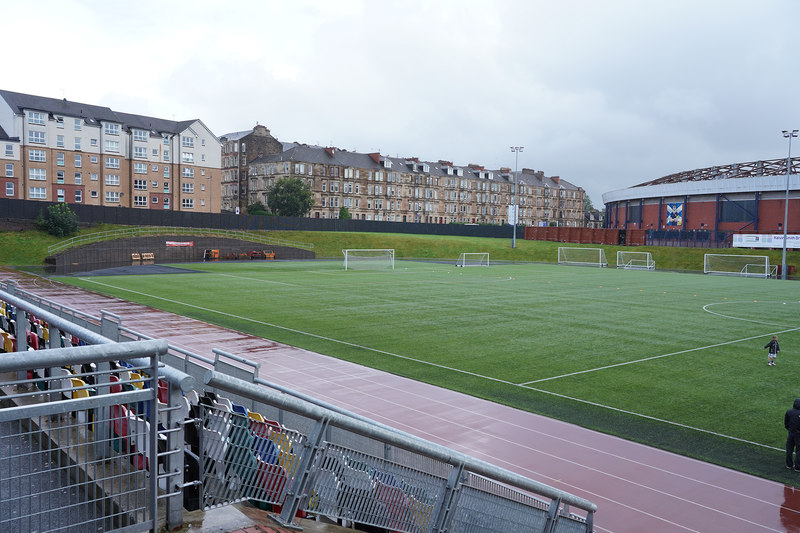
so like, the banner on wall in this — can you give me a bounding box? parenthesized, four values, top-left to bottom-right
(732, 234, 800, 248)
(166, 241, 194, 247)
(666, 202, 683, 226)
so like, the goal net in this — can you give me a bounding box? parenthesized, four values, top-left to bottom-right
(704, 254, 774, 278)
(616, 251, 655, 270)
(343, 249, 395, 270)
(456, 253, 489, 267)
(558, 247, 608, 267)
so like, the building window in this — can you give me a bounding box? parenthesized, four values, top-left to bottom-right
(152, 196, 159, 204)
(181, 152, 194, 163)
(75, 172, 82, 184)
(74, 118, 82, 130)
(28, 111, 45, 125)
(133, 146, 147, 158)
(133, 130, 148, 142)
(74, 154, 82, 167)
(105, 191, 121, 203)
(29, 149, 46, 162)
(28, 131, 45, 144)
(91, 190, 98, 198)
(57, 189, 65, 202)
(75, 190, 82, 203)
(90, 138, 98, 147)
(104, 140, 119, 152)
(163, 197, 170, 209)
(4, 144, 12, 157)
(134, 179, 147, 190)
(104, 123, 120, 135)
(105, 157, 120, 169)
(163, 150, 170, 161)
(90, 155, 98, 164)
(134, 162, 147, 174)
(6, 182, 14, 196)
(181, 198, 194, 209)
(163, 182, 170, 192)
(181, 136, 195, 148)
(29, 168, 46, 181)
(163, 166, 170, 178)
(105, 174, 120, 186)
(57, 171, 65, 183)
(134, 195, 147, 207)
(57, 152, 65, 166)
(182, 183, 194, 194)
(152, 180, 158, 188)
(91, 173, 98, 181)
(182, 167, 194, 178)
(56, 135, 65, 147)
(29, 186, 46, 199)
(5, 164, 12, 177)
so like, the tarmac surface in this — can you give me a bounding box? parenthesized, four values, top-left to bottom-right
(3, 266, 800, 532)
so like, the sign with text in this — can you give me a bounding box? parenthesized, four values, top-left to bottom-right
(732, 234, 800, 248)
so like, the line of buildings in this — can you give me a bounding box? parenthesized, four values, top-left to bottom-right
(0, 89, 587, 227)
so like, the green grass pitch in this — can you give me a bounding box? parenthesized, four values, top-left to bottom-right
(60, 259, 800, 483)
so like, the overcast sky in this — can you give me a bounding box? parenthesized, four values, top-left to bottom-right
(3, 0, 799, 207)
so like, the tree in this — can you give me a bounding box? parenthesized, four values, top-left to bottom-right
(338, 206, 352, 220)
(583, 194, 595, 212)
(266, 177, 313, 217)
(246, 201, 269, 215)
(37, 203, 79, 237)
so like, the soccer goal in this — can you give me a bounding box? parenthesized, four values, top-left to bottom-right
(703, 254, 775, 278)
(343, 249, 395, 270)
(558, 247, 608, 267)
(456, 252, 490, 267)
(616, 251, 655, 270)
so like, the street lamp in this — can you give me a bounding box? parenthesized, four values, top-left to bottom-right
(781, 129, 798, 280)
(510, 146, 524, 248)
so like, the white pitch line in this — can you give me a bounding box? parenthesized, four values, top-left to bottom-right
(77, 277, 519, 387)
(520, 326, 800, 386)
(216, 273, 297, 287)
(702, 300, 800, 328)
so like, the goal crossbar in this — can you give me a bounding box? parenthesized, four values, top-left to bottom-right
(616, 251, 655, 270)
(704, 254, 773, 278)
(457, 252, 489, 267)
(558, 247, 608, 268)
(342, 249, 395, 270)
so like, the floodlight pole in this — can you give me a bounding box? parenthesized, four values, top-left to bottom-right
(510, 146, 523, 248)
(781, 130, 797, 280)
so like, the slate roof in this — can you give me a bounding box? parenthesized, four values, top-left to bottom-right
(0, 89, 201, 136)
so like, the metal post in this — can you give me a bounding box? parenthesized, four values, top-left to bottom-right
(510, 146, 523, 248)
(781, 130, 797, 280)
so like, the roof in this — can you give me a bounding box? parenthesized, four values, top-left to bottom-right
(250, 144, 580, 189)
(0, 89, 206, 137)
(0, 124, 12, 141)
(633, 157, 800, 187)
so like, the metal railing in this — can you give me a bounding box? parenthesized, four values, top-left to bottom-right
(47, 226, 314, 255)
(1, 281, 597, 532)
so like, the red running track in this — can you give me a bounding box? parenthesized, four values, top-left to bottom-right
(4, 269, 800, 533)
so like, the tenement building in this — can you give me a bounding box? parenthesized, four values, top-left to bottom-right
(219, 124, 284, 213)
(243, 142, 585, 226)
(0, 90, 221, 212)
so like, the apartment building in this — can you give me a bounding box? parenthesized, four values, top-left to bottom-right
(244, 144, 585, 227)
(219, 124, 283, 213)
(0, 90, 221, 212)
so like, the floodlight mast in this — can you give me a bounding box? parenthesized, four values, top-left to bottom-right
(782, 130, 798, 280)
(510, 146, 524, 248)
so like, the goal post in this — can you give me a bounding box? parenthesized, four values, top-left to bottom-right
(456, 252, 490, 267)
(704, 254, 773, 278)
(342, 249, 395, 270)
(616, 251, 655, 270)
(557, 247, 608, 267)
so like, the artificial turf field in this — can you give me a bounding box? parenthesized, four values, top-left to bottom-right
(59, 259, 800, 482)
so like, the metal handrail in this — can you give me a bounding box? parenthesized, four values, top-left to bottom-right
(47, 226, 314, 255)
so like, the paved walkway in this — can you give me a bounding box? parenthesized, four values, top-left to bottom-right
(4, 268, 800, 532)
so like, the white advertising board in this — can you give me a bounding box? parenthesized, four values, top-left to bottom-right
(732, 234, 800, 248)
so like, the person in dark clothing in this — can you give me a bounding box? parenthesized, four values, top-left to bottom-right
(765, 335, 780, 366)
(785, 399, 800, 470)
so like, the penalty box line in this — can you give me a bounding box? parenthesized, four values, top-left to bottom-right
(519, 326, 800, 386)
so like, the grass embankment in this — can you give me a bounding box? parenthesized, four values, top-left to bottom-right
(0, 225, 798, 273)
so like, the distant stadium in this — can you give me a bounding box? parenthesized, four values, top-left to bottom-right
(602, 156, 799, 233)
